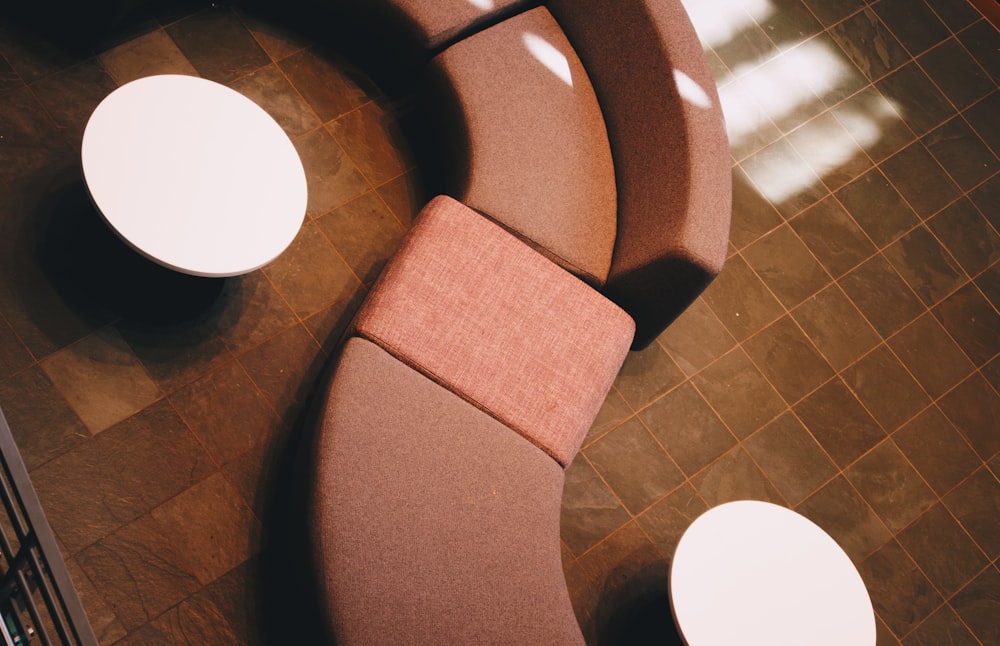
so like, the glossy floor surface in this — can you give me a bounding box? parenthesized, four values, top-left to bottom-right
(0, 0, 997, 643)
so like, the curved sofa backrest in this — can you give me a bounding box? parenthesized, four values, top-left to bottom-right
(547, 0, 732, 348)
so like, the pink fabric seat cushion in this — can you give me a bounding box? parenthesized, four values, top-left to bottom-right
(353, 195, 634, 466)
(380, 0, 532, 50)
(311, 338, 584, 644)
(425, 6, 618, 285)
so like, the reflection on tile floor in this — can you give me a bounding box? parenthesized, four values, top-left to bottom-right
(0, 0, 997, 643)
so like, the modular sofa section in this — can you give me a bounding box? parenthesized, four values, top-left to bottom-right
(311, 337, 584, 645)
(353, 196, 634, 467)
(424, 7, 618, 285)
(548, 0, 732, 349)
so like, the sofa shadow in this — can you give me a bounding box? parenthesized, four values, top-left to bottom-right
(31, 177, 227, 328)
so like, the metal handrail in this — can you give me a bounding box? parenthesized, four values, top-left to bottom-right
(0, 408, 97, 646)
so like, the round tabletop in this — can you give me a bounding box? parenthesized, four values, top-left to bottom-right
(82, 74, 307, 277)
(670, 500, 875, 646)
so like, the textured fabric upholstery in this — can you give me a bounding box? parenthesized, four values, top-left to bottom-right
(311, 337, 584, 645)
(547, 0, 732, 349)
(424, 7, 618, 285)
(353, 195, 634, 467)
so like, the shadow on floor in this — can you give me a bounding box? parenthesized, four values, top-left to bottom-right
(593, 562, 686, 646)
(29, 177, 227, 327)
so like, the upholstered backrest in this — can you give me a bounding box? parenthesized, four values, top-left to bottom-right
(546, 0, 732, 348)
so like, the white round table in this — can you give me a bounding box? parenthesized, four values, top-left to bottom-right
(670, 500, 875, 646)
(82, 74, 307, 277)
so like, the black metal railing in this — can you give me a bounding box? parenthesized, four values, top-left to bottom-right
(0, 408, 97, 646)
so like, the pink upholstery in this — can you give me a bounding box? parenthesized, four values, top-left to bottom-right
(547, 0, 732, 348)
(353, 195, 634, 466)
(425, 7, 618, 285)
(312, 338, 583, 644)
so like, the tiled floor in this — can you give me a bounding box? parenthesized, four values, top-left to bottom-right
(0, 0, 997, 644)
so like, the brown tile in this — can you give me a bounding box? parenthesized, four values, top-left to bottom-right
(302, 288, 367, 354)
(923, 0, 982, 31)
(583, 388, 632, 448)
(118, 322, 232, 394)
(29, 58, 118, 147)
(375, 170, 426, 228)
(836, 168, 920, 248)
(790, 196, 876, 278)
(198, 561, 260, 645)
(880, 141, 962, 219)
(846, 440, 937, 532)
(76, 513, 203, 631)
(701, 254, 784, 341)
(228, 63, 321, 137)
(918, 39, 995, 111)
(729, 166, 783, 249)
(902, 605, 979, 646)
(0, 21, 87, 83)
(797, 476, 892, 562)
(840, 255, 927, 338)
(744, 315, 834, 404)
(741, 138, 829, 219)
(585, 418, 683, 515)
(842, 345, 931, 432)
(964, 91, 999, 157)
(876, 62, 957, 137)
(40, 327, 161, 435)
(169, 360, 280, 465)
(800, 0, 865, 26)
(718, 79, 783, 163)
(893, 406, 980, 496)
(327, 101, 413, 186)
(165, 9, 270, 83)
(639, 383, 735, 478)
(150, 473, 258, 585)
(877, 616, 902, 646)
(745, 412, 838, 505)
(238, 323, 323, 425)
(897, 503, 988, 597)
(212, 271, 298, 354)
(788, 111, 874, 191)
(66, 558, 128, 644)
(874, 0, 950, 57)
(795, 377, 886, 467)
(611, 342, 685, 411)
(636, 485, 708, 560)
(562, 555, 599, 641)
(883, 225, 965, 307)
(858, 540, 943, 638)
(691, 446, 785, 506)
(32, 439, 145, 555)
(657, 298, 736, 377)
(888, 314, 974, 399)
(315, 191, 405, 285)
(978, 258, 1000, 308)
(754, 0, 823, 44)
(928, 198, 1000, 277)
(738, 53, 826, 135)
(121, 592, 242, 645)
(932, 282, 1000, 367)
(560, 457, 630, 556)
(97, 28, 199, 85)
(292, 126, 369, 218)
(938, 373, 1000, 461)
(711, 13, 776, 72)
(692, 349, 787, 439)
(958, 20, 1000, 85)
(832, 85, 917, 163)
(743, 224, 831, 309)
(944, 467, 1000, 559)
(792, 284, 881, 371)
(0, 367, 89, 469)
(950, 567, 1000, 646)
(829, 8, 910, 81)
(924, 116, 1000, 192)
(239, 9, 310, 62)
(278, 47, 375, 122)
(261, 222, 362, 319)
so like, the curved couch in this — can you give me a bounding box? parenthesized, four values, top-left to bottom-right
(288, 0, 731, 642)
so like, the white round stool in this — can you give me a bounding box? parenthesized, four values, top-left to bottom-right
(82, 74, 307, 277)
(670, 500, 875, 645)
